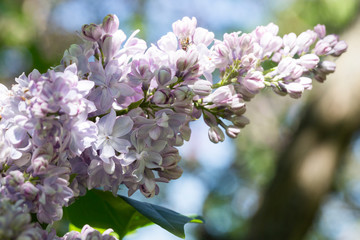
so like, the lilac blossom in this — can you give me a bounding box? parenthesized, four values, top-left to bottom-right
(88, 60, 134, 114)
(95, 109, 133, 167)
(0, 13, 348, 238)
(63, 224, 118, 240)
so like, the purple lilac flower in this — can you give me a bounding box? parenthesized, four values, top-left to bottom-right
(0, 13, 348, 238)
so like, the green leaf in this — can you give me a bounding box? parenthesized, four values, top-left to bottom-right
(119, 194, 204, 238)
(261, 59, 277, 72)
(64, 189, 203, 239)
(127, 98, 143, 110)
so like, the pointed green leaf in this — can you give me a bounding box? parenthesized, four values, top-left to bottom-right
(64, 189, 203, 239)
(119, 195, 204, 238)
(261, 59, 278, 72)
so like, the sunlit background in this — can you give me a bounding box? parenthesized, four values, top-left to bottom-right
(1, 0, 360, 239)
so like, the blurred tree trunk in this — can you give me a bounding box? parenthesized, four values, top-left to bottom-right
(245, 15, 360, 240)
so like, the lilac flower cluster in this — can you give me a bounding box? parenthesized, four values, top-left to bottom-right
(0, 14, 346, 238)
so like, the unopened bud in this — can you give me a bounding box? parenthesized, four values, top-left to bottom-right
(314, 72, 327, 83)
(319, 61, 336, 74)
(314, 40, 331, 55)
(176, 50, 198, 72)
(203, 111, 218, 127)
(193, 80, 212, 96)
(156, 67, 175, 86)
(232, 115, 250, 128)
(208, 126, 225, 143)
(323, 34, 338, 46)
(158, 166, 183, 180)
(102, 14, 119, 34)
(6, 170, 25, 186)
(152, 89, 173, 105)
(314, 24, 326, 39)
(226, 125, 241, 138)
(173, 85, 192, 101)
(298, 54, 319, 69)
(152, 90, 167, 105)
(21, 182, 39, 200)
(332, 40, 347, 57)
(272, 82, 287, 96)
(285, 82, 304, 99)
(32, 156, 49, 174)
(81, 24, 103, 41)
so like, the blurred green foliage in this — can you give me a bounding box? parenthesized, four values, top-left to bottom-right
(276, 0, 360, 35)
(0, 0, 77, 84)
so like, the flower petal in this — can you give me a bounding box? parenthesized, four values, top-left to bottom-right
(97, 109, 116, 136)
(112, 116, 133, 137)
(110, 138, 131, 153)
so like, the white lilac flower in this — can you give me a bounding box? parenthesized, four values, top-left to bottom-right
(67, 113, 98, 157)
(95, 109, 133, 165)
(121, 128, 167, 182)
(63, 224, 118, 240)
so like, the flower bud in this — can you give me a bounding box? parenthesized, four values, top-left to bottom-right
(291, 65, 303, 79)
(213, 43, 230, 65)
(158, 166, 183, 180)
(241, 53, 258, 68)
(101, 31, 126, 63)
(298, 77, 312, 90)
(239, 33, 252, 50)
(314, 24, 326, 39)
(102, 14, 119, 34)
(81, 23, 103, 41)
(203, 111, 218, 127)
(208, 126, 225, 143)
(173, 85, 192, 101)
(314, 72, 327, 83)
(156, 67, 174, 86)
(193, 80, 212, 96)
(283, 32, 297, 49)
(314, 40, 331, 55)
(319, 61, 336, 74)
(298, 54, 319, 70)
(21, 182, 39, 200)
(232, 115, 250, 128)
(176, 50, 198, 72)
(230, 96, 246, 111)
(32, 156, 49, 174)
(152, 89, 172, 105)
(332, 40, 347, 57)
(6, 170, 25, 187)
(272, 82, 288, 96)
(323, 34, 338, 46)
(242, 71, 265, 94)
(226, 125, 241, 138)
(285, 82, 304, 99)
(296, 32, 314, 52)
(277, 57, 296, 77)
